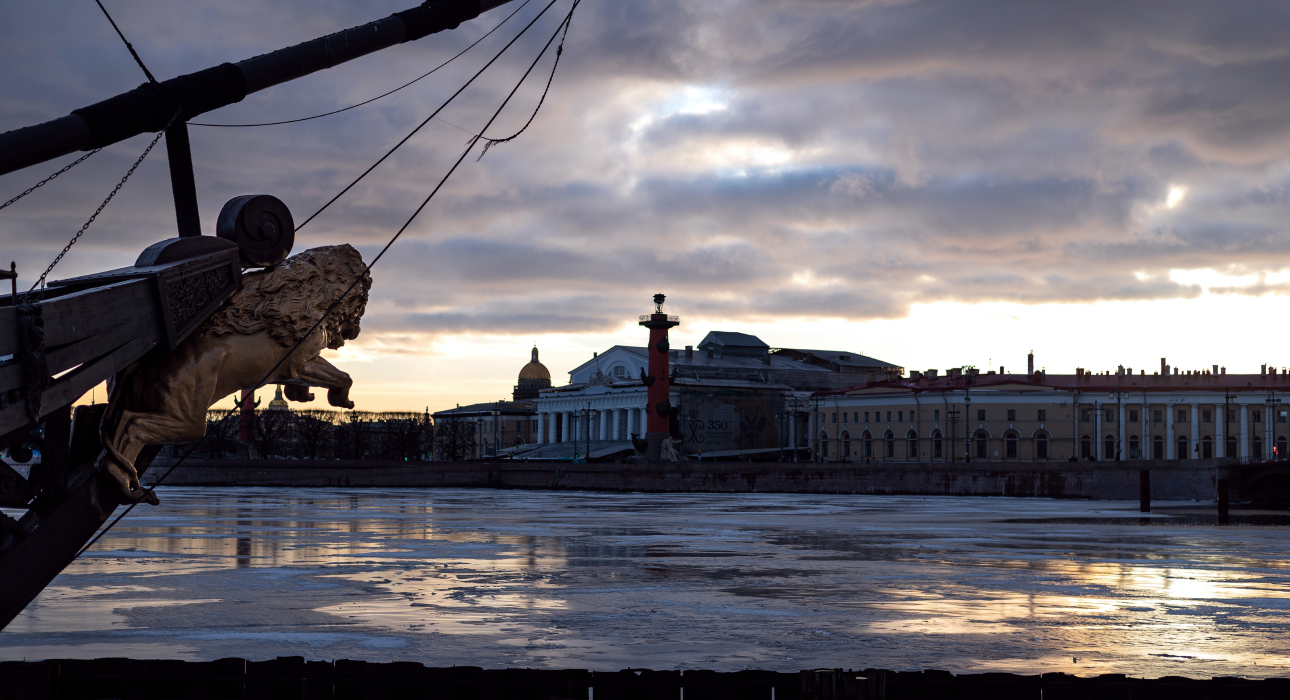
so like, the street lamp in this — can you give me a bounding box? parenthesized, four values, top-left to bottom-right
(580, 405, 591, 462)
(963, 392, 972, 463)
(775, 410, 784, 461)
(491, 403, 501, 458)
(1266, 391, 1281, 461)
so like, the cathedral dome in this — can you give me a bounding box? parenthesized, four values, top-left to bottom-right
(518, 346, 550, 381)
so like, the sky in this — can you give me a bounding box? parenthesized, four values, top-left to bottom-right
(3, 0, 1290, 412)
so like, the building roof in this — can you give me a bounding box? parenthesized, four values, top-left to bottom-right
(780, 349, 901, 369)
(433, 400, 535, 417)
(698, 331, 769, 351)
(518, 346, 551, 381)
(816, 370, 1290, 397)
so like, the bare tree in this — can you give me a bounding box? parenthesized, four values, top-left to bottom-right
(252, 409, 292, 458)
(434, 416, 475, 461)
(383, 412, 432, 462)
(292, 410, 339, 459)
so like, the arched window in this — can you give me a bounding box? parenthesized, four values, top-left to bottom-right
(611, 365, 627, 378)
(883, 430, 895, 458)
(1080, 435, 1092, 459)
(1177, 435, 1189, 460)
(1152, 435, 1164, 460)
(862, 431, 873, 458)
(841, 431, 852, 458)
(819, 431, 829, 458)
(1128, 435, 1140, 459)
(932, 430, 943, 459)
(1004, 431, 1019, 459)
(1104, 434, 1116, 461)
(1036, 432, 1049, 459)
(1202, 435, 1213, 459)
(1253, 434, 1263, 460)
(1278, 435, 1287, 460)
(1227, 435, 1237, 459)
(974, 430, 989, 459)
(907, 430, 918, 458)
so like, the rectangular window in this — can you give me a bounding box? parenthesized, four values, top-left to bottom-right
(934, 410, 940, 421)
(1129, 410, 1138, 422)
(842, 412, 848, 423)
(1038, 409, 1047, 422)
(853, 413, 859, 423)
(1105, 409, 1115, 422)
(1228, 410, 1236, 422)
(977, 409, 985, 421)
(1081, 409, 1092, 422)
(1177, 409, 1187, 422)
(1254, 410, 1263, 422)
(1280, 410, 1288, 424)
(1153, 410, 1162, 423)
(898, 411, 904, 422)
(887, 411, 892, 422)
(832, 413, 837, 423)
(864, 412, 870, 422)
(1202, 410, 1212, 423)
(1007, 409, 1016, 421)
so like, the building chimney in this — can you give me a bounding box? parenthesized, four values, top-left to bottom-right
(1221, 366, 1226, 374)
(910, 370, 923, 380)
(927, 369, 939, 379)
(1173, 367, 1178, 375)
(950, 367, 962, 379)
(999, 365, 1005, 374)
(685, 345, 693, 359)
(1213, 364, 1219, 374)
(1027, 351, 1034, 376)
(1262, 364, 1267, 376)
(1160, 358, 1167, 375)
(1117, 365, 1124, 376)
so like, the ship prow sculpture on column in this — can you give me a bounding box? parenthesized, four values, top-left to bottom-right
(98, 244, 371, 504)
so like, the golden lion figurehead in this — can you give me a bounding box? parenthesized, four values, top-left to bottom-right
(200, 244, 371, 348)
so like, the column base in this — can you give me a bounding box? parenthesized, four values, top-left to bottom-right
(645, 432, 666, 460)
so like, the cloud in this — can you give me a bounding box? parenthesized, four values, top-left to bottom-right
(3, 0, 1290, 340)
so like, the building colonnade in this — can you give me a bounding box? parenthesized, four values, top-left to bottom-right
(534, 407, 651, 445)
(811, 389, 1287, 463)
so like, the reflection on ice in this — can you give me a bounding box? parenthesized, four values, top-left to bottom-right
(3, 488, 1289, 677)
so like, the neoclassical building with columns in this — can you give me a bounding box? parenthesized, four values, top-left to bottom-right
(812, 361, 1290, 463)
(526, 331, 900, 457)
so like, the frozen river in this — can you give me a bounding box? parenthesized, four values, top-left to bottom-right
(3, 488, 1289, 678)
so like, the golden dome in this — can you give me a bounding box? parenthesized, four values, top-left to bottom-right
(519, 346, 550, 381)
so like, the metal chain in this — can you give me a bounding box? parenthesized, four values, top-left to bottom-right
(0, 149, 103, 212)
(22, 112, 179, 302)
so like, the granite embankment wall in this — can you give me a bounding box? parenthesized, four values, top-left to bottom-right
(144, 458, 1230, 500)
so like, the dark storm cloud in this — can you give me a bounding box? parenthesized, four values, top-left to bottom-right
(2, 0, 1289, 337)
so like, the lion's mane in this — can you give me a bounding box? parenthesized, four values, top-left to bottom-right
(200, 244, 371, 347)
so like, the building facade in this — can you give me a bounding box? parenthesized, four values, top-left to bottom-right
(812, 363, 1290, 463)
(530, 330, 901, 458)
(430, 347, 551, 459)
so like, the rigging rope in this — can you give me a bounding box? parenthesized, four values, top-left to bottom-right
(475, 15, 570, 160)
(189, 0, 532, 129)
(0, 150, 102, 213)
(93, 0, 158, 84)
(75, 0, 580, 558)
(21, 110, 180, 303)
(295, 0, 565, 232)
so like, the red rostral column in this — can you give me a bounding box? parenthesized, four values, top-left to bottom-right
(638, 293, 680, 459)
